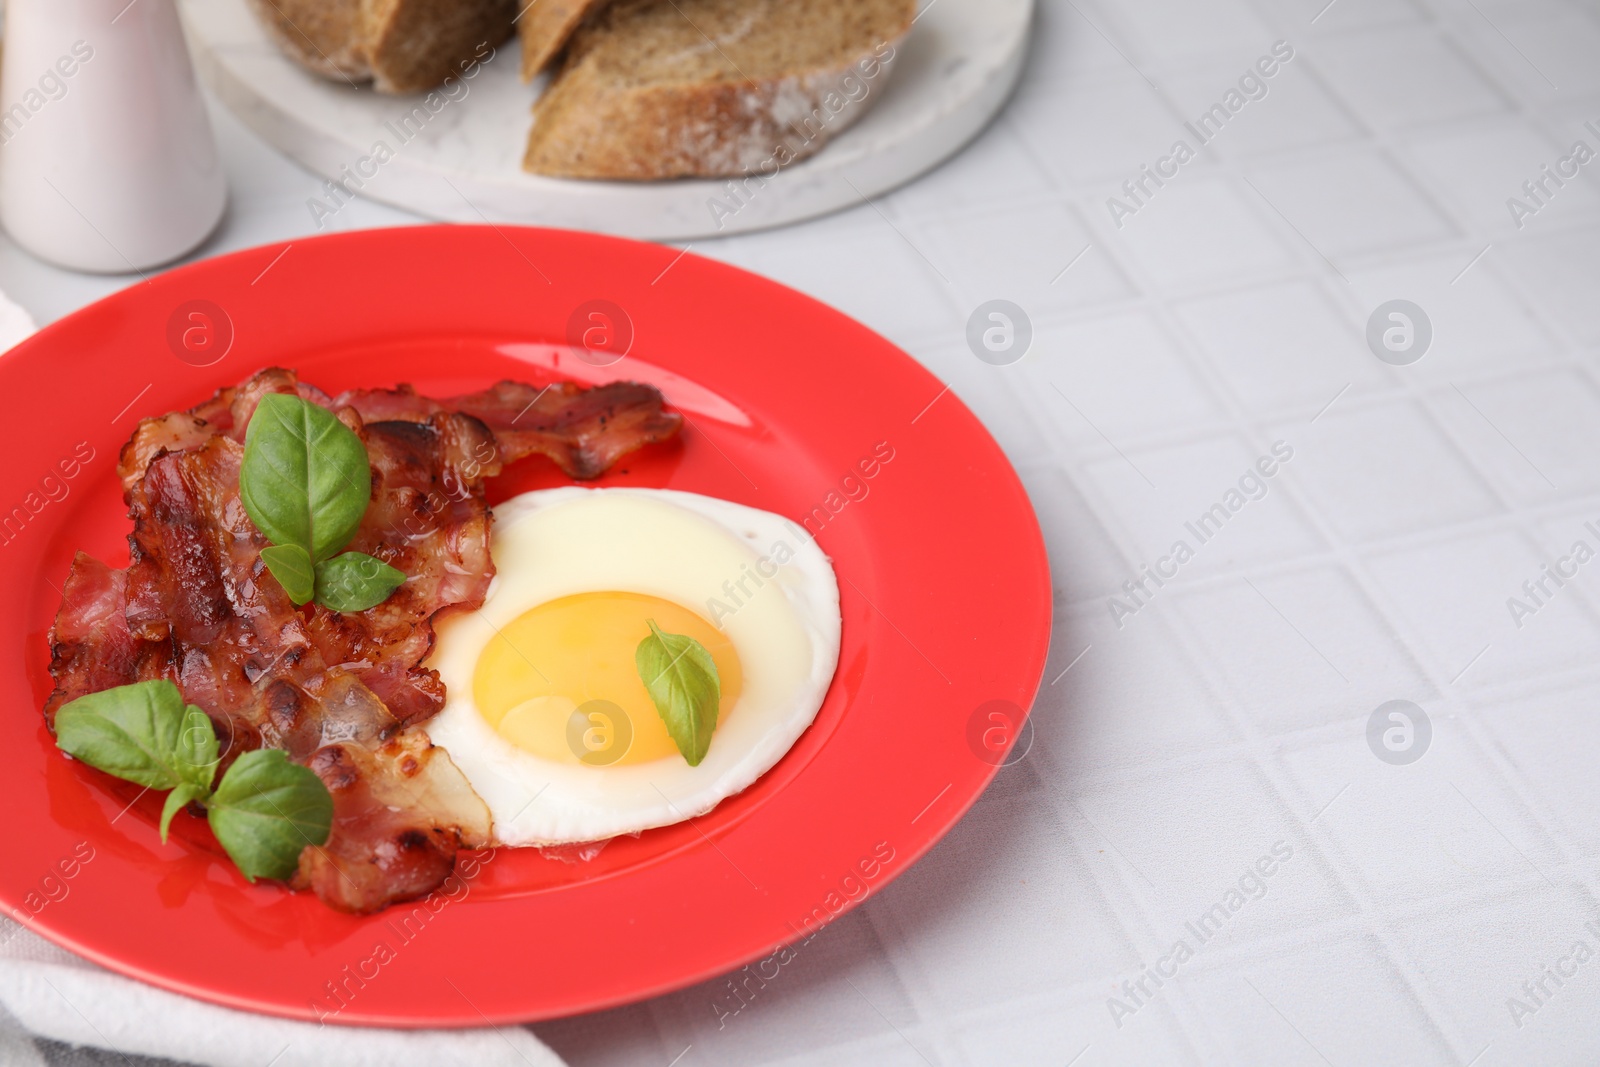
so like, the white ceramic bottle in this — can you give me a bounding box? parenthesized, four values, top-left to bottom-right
(0, 0, 226, 273)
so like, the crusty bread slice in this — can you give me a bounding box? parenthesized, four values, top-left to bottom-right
(522, 0, 916, 180)
(248, 0, 518, 93)
(247, 0, 370, 83)
(364, 0, 520, 90)
(516, 0, 612, 80)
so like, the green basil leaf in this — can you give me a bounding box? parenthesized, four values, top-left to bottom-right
(207, 749, 332, 882)
(55, 680, 206, 791)
(240, 393, 371, 563)
(174, 703, 220, 793)
(634, 619, 720, 766)
(260, 543, 315, 605)
(313, 551, 405, 613)
(159, 782, 209, 843)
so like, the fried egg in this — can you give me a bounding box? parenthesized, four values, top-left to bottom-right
(424, 487, 840, 846)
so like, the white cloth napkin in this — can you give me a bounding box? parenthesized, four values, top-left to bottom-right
(0, 303, 564, 1067)
(0, 288, 34, 351)
(0, 920, 565, 1067)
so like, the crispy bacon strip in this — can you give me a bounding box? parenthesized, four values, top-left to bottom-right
(305, 410, 501, 728)
(47, 555, 146, 710)
(117, 368, 333, 495)
(334, 379, 684, 479)
(94, 422, 439, 773)
(296, 731, 492, 911)
(45, 367, 681, 913)
(450, 379, 684, 478)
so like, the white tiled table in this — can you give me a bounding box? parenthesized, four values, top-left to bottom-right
(6, 0, 1600, 1063)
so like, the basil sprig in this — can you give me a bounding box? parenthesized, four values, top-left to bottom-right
(241, 393, 404, 612)
(54, 680, 333, 882)
(635, 620, 721, 766)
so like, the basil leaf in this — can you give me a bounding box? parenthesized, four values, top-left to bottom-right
(314, 551, 405, 613)
(55, 680, 207, 791)
(260, 543, 314, 605)
(240, 393, 371, 563)
(174, 703, 220, 793)
(159, 782, 209, 843)
(634, 620, 720, 766)
(207, 749, 332, 882)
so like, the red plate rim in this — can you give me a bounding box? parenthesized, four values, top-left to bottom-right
(0, 225, 1051, 1026)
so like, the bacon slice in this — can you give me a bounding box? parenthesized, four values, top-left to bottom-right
(45, 366, 680, 913)
(304, 410, 502, 728)
(334, 379, 684, 479)
(449, 379, 684, 479)
(116, 368, 333, 495)
(46, 555, 147, 710)
(295, 730, 492, 911)
(96, 427, 425, 770)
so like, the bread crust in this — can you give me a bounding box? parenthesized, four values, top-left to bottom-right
(247, 0, 373, 83)
(522, 0, 914, 180)
(516, 0, 613, 80)
(248, 0, 517, 93)
(365, 0, 519, 92)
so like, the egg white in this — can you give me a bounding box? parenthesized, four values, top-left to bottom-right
(424, 487, 841, 846)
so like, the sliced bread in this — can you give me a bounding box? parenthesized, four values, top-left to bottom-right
(516, 0, 612, 80)
(246, 0, 368, 83)
(248, 0, 518, 93)
(522, 0, 916, 180)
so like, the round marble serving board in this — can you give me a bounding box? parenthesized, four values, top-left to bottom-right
(181, 0, 1033, 240)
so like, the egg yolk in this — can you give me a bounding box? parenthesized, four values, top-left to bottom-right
(472, 591, 742, 766)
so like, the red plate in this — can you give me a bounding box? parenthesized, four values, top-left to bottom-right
(0, 226, 1049, 1026)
